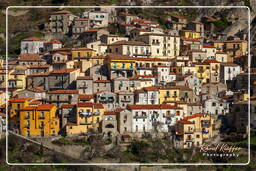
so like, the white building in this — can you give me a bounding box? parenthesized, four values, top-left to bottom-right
(86, 41, 107, 55)
(127, 104, 183, 133)
(100, 34, 129, 45)
(107, 41, 151, 57)
(88, 11, 109, 28)
(203, 98, 228, 115)
(21, 37, 44, 54)
(202, 45, 216, 59)
(135, 86, 159, 105)
(44, 40, 62, 51)
(220, 63, 241, 84)
(137, 33, 180, 58)
(155, 65, 172, 84)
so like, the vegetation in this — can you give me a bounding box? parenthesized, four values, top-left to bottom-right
(212, 17, 230, 31)
(52, 137, 90, 146)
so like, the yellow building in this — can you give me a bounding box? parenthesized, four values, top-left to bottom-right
(9, 72, 26, 91)
(71, 47, 96, 59)
(106, 54, 136, 79)
(9, 98, 32, 124)
(71, 48, 96, 72)
(159, 86, 180, 103)
(65, 102, 105, 136)
(19, 104, 59, 137)
(204, 59, 220, 83)
(180, 30, 200, 39)
(175, 113, 215, 148)
(194, 62, 210, 83)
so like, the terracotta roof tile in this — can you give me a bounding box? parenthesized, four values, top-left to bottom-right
(127, 104, 181, 110)
(22, 37, 42, 41)
(77, 102, 104, 109)
(47, 90, 78, 94)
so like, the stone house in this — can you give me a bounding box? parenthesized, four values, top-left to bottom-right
(112, 77, 131, 93)
(21, 37, 44, 54)
(93, 80, 111, 94)
(18, 54, 47, 66)
(48, 68, 79, 90)
(76, 76, 93, 94)
(96, 91, 118, 111)
(60, 104, 76, 128)
(46, 89, 79, 109)
(17, 87, 46, 100)
(116, 91, 134, 108)
(50, 10, 75, 34)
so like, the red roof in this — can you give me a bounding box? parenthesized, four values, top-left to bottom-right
(51, 10, 72, 15)
(181, 37, 200, 42)
(22, 37, 42, 41)
(127, 104, 181, 110)
(18, 53, 44, 62)
(183, 113, 204, 120)
(204, 59, 220, 63)
(178, 119, 193, 124)
(110, 40, 150, 46)
(79, 94, 94, 100)
(120, 12, 135, 16)
(143, 86, 158, 91)
(47, 90, 78, 94)
(77, 102, 104, 109)
(203, 45, 215, 48)
(93, 80, 111, 83)
(37, 104, 55, 110)
(45, 40, 62, 44)
(61, 104, 76, 108)
(50, 68, 78, 74)
(9, 98, 32, 103)
(77, 76, 93, 80)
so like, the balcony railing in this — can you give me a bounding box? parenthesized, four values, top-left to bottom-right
(121, 99, 131, 102)
(38, 116, 45, 119)
(133, 115, 147, 119)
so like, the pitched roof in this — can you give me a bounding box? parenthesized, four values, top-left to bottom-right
(18, 53, 44, 62)
(61, 104, 76, 108)
(44, 40, 62, 44)
(127, 104, 181, 110)
(37, 104, 55, 110)
(9, 98, 32, 103)
(109, 40, 150, 46)
(77, 76, 93, 80)
(51, 10, 72, 15)
(77, 102, 104, 109)
(47, 90, 78, 94)
(203, 59, 220, 63)
(203, 45, 215, 48)
(22, 37, 42, 41)
(178, 119, 193, 124)
(79, 94, 94, 100)
(50, 68, 78, 74)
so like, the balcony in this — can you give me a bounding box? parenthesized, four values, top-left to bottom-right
(24, 116, 30, 119)
(152, 42, 160, 46)
(121, 99, 131, 102)
(78, 85, 88, 89)
(184, 131, 194, 134)
(133, 115, 147, 119)
(186, 138, 194, 142)
(99, 98, 114, 103)
(80, 122, 92, 125)
(38, 116, 45, 119)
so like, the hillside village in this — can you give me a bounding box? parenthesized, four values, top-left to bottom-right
(0, 7, 253, 155)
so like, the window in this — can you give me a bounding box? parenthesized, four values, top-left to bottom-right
(136, 125, 138, 132)
(122, 63, 125, 68)
(40, 112, 44, 118)
(166, 91, 170, 97)
(212, 102, 216, 106)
